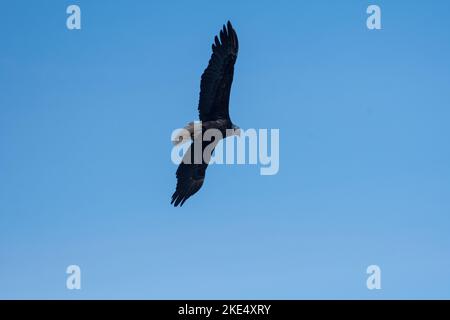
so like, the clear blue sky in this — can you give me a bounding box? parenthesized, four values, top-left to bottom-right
(1, 0, 450, 299)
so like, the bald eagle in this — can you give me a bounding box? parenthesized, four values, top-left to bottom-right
(171, 21, 240, 207)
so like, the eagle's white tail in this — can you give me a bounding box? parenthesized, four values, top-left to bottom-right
(172, 122, 201, 146)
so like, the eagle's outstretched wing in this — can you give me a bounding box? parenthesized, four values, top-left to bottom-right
(198, 21, 239, 122)
(171, 139, 218, 207)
